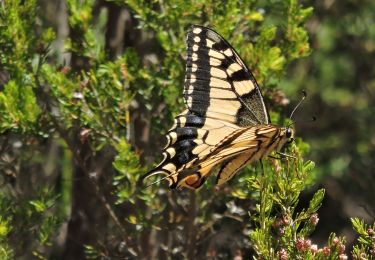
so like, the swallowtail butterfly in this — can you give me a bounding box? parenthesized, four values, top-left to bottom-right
(143, 25, 294, 189)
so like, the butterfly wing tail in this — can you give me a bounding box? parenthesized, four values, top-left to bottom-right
(140, 169, 170, 188)
(140, 163, 176, 188)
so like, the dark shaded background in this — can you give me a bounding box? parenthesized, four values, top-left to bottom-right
(286, 0, 375, 245)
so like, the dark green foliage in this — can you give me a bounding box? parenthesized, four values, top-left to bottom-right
(113, 139, 142, 204)
(0, 0, 372, 259)
(248, 142, 324, 259)
(0, 0, 43, 133)
(0, 188, 61, 259)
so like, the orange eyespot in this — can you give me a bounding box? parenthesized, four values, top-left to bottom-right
(184, 174, 206, 189)
(185, 175, 199, 186)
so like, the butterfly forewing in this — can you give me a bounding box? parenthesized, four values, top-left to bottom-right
(184, 25, 269, 126)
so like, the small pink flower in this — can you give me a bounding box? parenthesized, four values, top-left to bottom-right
(339, 244, 346, 254)
(332, 237, 339, 246)
(304, 239, 312, 249)
(309, 213, 319, 226)
(277, 248, 288, 260)
(310, 244, 318, 254)
(322, 246, 330, 256)
(278, 227, 285, 236)
(296, 237, 305, 251)
(282, 215, 290, 225)
(295, 237, 313, 252)
(339, 253, 348, 260)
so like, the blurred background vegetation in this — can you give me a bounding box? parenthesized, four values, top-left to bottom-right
(284, 0, 375, 245)
(0, 0, 374, 259)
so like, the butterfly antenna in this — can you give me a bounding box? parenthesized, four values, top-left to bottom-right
(289, 90, 307, 120)
(287, 116, 317, 127)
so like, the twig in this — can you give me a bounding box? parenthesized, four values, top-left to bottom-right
(186, 190, 197, 260)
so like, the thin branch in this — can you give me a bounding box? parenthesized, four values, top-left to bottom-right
(186, 190, 197, 260)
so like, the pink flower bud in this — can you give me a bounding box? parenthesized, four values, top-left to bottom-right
(296, 237, 305, 251)
(304, 239, 312, 249)
(322, 246, 330, 256)
(282, 215, 290, 225)
(339, 253, 348, 260)
(277, 248, 288, 260)
(339, 244, 346, 254)
(310, 244, 318, 254)
(278, 227, 285, 236)
(309, 213, 319, 226)
(332, 237, 339, 246)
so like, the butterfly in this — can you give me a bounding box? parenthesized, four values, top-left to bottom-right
(143, 25, 294, 189)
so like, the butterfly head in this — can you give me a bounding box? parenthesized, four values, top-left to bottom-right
(285, 127, 294, 141)
(278, 126, 295, 150)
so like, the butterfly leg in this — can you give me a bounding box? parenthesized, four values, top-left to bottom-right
(259, 159, 264, 175)
(268, 155, 282, 160)
(276, 152, 297, 160)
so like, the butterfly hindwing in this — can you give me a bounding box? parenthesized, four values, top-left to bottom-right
(175, 125, 283, 188)
(216, 153, 254, 185)
(144, 110, 242, 188)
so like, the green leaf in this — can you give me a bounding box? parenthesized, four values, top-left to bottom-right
(259, 26, 277, 43)
(307, 189, 325, 214)
(351, 218, 367, 236)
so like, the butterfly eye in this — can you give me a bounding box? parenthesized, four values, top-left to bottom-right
(286, 128, 293, 138)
